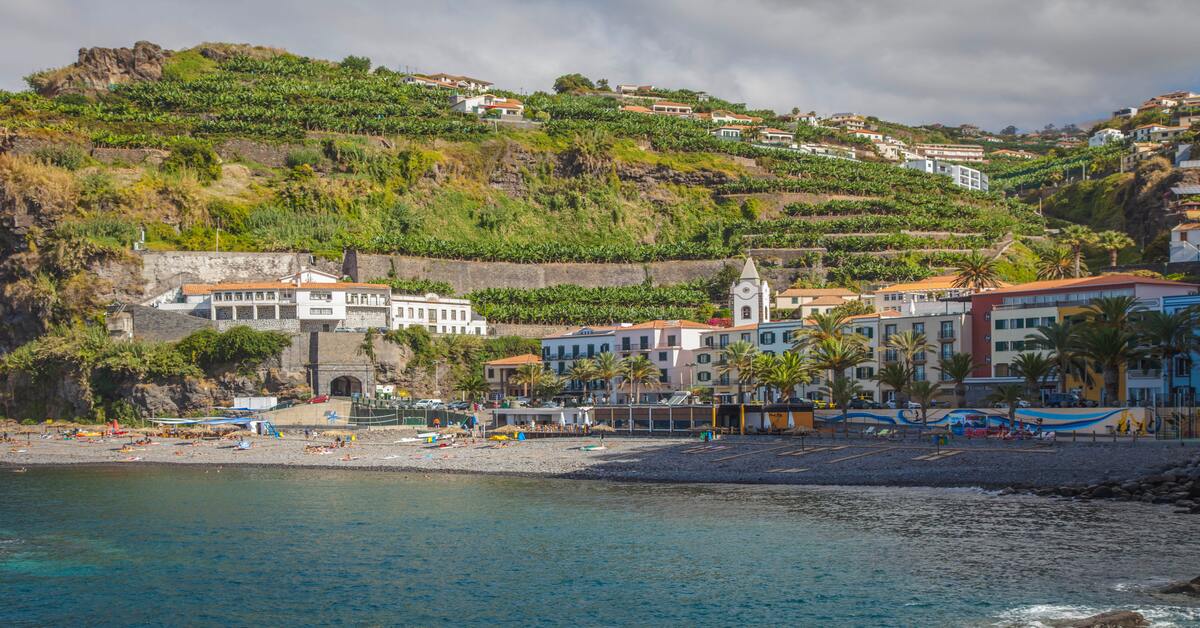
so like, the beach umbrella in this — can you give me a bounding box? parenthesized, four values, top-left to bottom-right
(686, 424, 715, 432)
(439, 426, 469, 436)
(491, 424, 523, 434)
(589, 424, 615, 433)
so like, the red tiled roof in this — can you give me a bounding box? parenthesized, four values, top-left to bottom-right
(982, 274, 1197, 295)
(182, 282, 388, 296)
(485, 353, 542, 366)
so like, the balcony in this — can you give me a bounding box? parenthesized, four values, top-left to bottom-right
(883, 350, 899, 363)
(912, 353, 927, 364)
(1127, 369, 1163, 380)
(938, 329, 955, 340)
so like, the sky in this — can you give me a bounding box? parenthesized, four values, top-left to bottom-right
(1, 0, 1198, 131)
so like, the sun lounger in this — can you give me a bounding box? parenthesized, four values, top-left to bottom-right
(876, 429, 890, 438)
(864, 427, 876, 436)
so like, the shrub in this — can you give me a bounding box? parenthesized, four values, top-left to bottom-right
(285, 148, 324, 169)
(162, 138, 222, 184)
(162, 50, 218, 82)
(339, 56, 372, 73)
(176, 327, 291, 371)
(33, 145, 90, 171)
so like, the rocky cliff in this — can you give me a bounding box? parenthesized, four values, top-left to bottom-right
(29, 41, 167, 97)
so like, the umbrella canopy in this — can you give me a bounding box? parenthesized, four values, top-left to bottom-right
(439, 426, 469, 436)
(788, 427, 815, 436)
(589, 424, 615, 433)
(491, 424, 524, 434)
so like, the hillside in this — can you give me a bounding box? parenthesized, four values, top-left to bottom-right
(0, 41, 1051, 342)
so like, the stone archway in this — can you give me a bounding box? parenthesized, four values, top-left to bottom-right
(330, 375, 363, 397)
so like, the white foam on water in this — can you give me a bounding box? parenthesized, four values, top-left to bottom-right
(994, 603, 1200, 627)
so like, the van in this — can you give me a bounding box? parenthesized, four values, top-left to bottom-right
(1044, 392, 1082, 408)
(414, 399, 444, 409)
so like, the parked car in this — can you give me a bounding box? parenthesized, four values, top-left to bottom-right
(993, 400, 1031, 409)
(1044, 392, 1083, 408)
(849, 398, 881, 409)
(808, 399, 834, 409)
(414, 399, 444, 409)
(307, 395, 329, 404)
(886, 400, 921, 409)
(269, 400, 297, 411)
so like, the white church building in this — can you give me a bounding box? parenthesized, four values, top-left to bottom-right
(730, 257, 771, 326)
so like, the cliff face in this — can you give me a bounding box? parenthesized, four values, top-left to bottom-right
(30, 41, 166, 97)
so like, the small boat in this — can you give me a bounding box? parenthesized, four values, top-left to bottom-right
(394, 437, 421, 443)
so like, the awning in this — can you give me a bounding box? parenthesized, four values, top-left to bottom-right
(150, 417, 255, 425)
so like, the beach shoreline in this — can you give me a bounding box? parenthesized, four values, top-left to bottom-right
(4, 431, 1199, 494)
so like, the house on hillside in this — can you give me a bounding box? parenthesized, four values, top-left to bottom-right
(783, 111, 820, 126)
(1088, 128, 1125, 147)
(700, 110, 761, 125)
(827, 113, 865, 130)
(757, 127, 794, 144)
(449, 93, 522, 116)
(403, 75, 458, 89)
(651, 101, 693, 116)
(847, 129, 884, 142)
(901, 158, 989, 192)
(426, 73, 493, 92)
(1131, 124, 1188, 142)
(1113, 106, 1139, 119)
(619, 104, 653, 114)
(485, 354, 541, 400)
(711, 126, 744, 140)
(774, 287, 861, 311)
(1171, 222, 1200, 263)
(989, 148, 1038, 159)
(616, 84, 654, 94)
(915, 143, 985, 162)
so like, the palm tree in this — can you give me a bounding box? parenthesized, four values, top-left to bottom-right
(534, 373, 567, 401)
(790, 310, 853, 350)
(1036, 246, 1081, 280)
(456, 372, 489, 402)
(1073, 325, 1146, 405)
(1095, 230, 1135, 268)
(985, 384, 1026, 431)
(568, 358, 598, 402)
(592, 352, 621, 405)
(874, 363, 913, 408)
(718, 340, 758, 403)
(822, 375, 865, 434)
(887, 330, 933, 396)
(1082, 295, 1144, 331)
(619, 355, 660, 405)
(750, 353, 780, 401)
(764, 352, 814, 401)
(936, 352, 977, 408)
(907, 380, 939, 430)
(1059, 225, 1097, 278)
(1026, 321, 1080, 394)
(1137, 309, 1200, 403)
(952, 251, 1001, 292)
(511, 362, 547, 399)
(1010, 352, 1056, 403)
(809, 336, 872, 398)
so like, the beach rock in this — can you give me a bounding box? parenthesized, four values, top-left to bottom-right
(1091, 485, 1114, 499)
(1050, 610, 1148, 627)
(31, 41, 165, 97)
(1159, 575, 1200, 597)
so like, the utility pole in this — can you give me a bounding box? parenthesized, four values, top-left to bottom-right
(215, 217, 221, 253)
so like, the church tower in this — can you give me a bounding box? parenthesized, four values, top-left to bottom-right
(730, 257, 770, 326)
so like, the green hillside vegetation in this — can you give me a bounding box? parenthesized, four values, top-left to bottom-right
(985, 144, 1124, 192)
(1, 43, 1044, 287)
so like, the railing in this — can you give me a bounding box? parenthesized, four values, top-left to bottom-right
(1127, 369, 1163, 379)
(939, 330, 955, 340)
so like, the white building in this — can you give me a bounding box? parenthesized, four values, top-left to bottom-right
(914, 143, 985, 162)
(901, 159, 989, 192)
(1170, 222, 1200, 263)
(392, 293, 487, 335)
(869, 274, 980, 314)
(758, 127, 794, 144)
(1131, 124, 1188, 142)
(449, 93, 523, 116)
(425, 73, 494, 92)
(774, 287, 861, 311)
(711, 126, 744, 140)
(731, 258, 771, 326)
(1089, 128, 1125, 147)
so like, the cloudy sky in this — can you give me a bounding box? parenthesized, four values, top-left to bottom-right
(1, 0, 1197, 131)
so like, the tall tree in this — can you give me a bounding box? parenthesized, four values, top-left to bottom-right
(790, 310, 853, 350)
(907, 380, 939, 430)
(763, 352, 813, 401)
(456, 372, 489, 402)
(568, 358, 598, 403)
(592, 351, 620, 405)
(874, 363, 913, 408)
(1059, 225, 1097, 278)
(985, 384, 1026, 431)
(511, 362, 547, 399)
(718, 340, 758, 403)
(1095, 230, 1135, 268)
(1073, 326, 1146, 405)
(1010, 352, 1057, 402)
(356, 327, 378, 364)
(1026, 321, 1081, 394)
(822, 375, 865, 434)
(1137, 309, 1200, 403)
(1036, 246, 1080, 280)
(809, 336, 871, 392)
(936, 352, 977, 408)
(1082, 295, 1144, 331)
(619, 355, 660, 405)
(952, 252, 1002, 292)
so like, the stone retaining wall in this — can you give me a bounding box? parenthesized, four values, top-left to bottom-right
(136, 251, 341, 299)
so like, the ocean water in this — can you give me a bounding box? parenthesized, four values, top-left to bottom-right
(1, 467, 1198, 627)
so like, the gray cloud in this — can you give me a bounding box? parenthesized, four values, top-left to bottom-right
(1, 0, 1197, 130)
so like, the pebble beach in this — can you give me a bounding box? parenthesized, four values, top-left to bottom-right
(4, 428, 1199, 493)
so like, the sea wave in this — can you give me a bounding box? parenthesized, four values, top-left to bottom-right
(994, 602, 1200, 627)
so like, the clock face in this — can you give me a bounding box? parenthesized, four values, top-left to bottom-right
(741, 286, 751, 295)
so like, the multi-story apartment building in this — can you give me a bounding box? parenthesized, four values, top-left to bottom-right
(901, 158, 989, 191)
(1163, 294, 1200, 404)
(877, 308, 972, 402)
(484, 354, 542, 400)
(391, 293, 487, 335)
(693, 324, 758, 403)
(967, 275, 1199, 405)
(869, 274, 982, 314)
(773, 287, 861, 313)
(914, 143, 985, 162)
(541, 325, 618, 399)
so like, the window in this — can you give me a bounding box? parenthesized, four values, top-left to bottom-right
(600, 344, 609, 353)
(884, 324, 897, 340)
(718, 374, 730, 385)
(856, 326, 874, 339)
(760, 332, 776, 345)
(995, 341, 1009, 352)
(740, 333, 751, 342)
(719, 334, 729, 348)
(940, 321, 954, 339)
(1011, 340, 1026, 351)
(621, 338, 631, 351)
(659, 369, 669, 383)
(254, 292, 264, 300)
(310, 307, 333, 315)
(782, 331, 793, 343)
(1011, 319, 1025, 329)
(855, 366, 874, 380)
(658, 351, 668, 361)
(266, 291, 275, 300)
(994, 364, 1010, 377)
(941, 343, 953, 359)
(587, 345, 595, 358)
(572, 345, 580, 358)
(487, 368, 494, 378)
(741, 306, 752, 320)
(697, 372, 712, 382)
(791, 297, 798, 305)
(310, 291, 332, 302)
(667, 335, 677, 347)
(557, 347, 565, 359)
(698, 354, 712, 364)
(1042, 317, 1056, 327)
(995, 319, 1007, 330)
(542, 347, 550, 357)
(1025, 317, 1040, 328)
(913, 366, 926, 382)
(912, 322, 925, 334)
(639, 336, 649, 350)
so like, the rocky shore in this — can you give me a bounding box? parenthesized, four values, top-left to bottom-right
(1020, 452, 1200, 514)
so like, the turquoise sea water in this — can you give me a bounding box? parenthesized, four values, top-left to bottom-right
(1, 466, 1199, 627)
